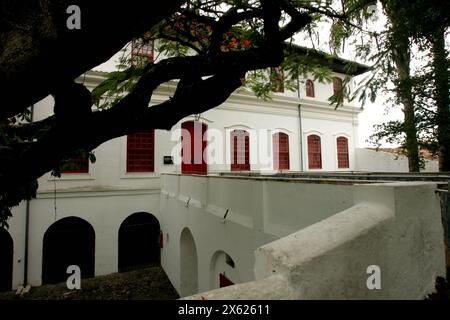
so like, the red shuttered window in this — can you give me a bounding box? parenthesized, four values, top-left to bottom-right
(337, 137, 349, 169)
(126, 129, 155, 172)
(305, 79, 315, 98)
(307, 135, 322, 169)
(273, 132, 290, 170)
(131, 39, 154, 67)
(231, 130, 250, 171)
(270, 67, 284, 93)
(62, 155, 89, 174)
(333, 77, 343, 96)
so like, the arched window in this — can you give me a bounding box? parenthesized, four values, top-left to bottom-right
(307, 135, 322, 169)
(127, 129, 155, 172)
(305, 80, 315, 98)
(333, 77, 343, 96)
(231, 130, 250, 171)
(273, 132, 290, 170)
(337, 137, 349, 169)
(270, 67, 284, 93)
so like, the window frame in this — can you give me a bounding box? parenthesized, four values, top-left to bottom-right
(273, 132, 290, 170)
(307, 134, 322, 170)
(336, 136, 350, 169)
(126, 129, 155, 173)
(305, 79, 315, 98)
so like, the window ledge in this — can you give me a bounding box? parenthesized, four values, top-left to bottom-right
(120, 172, 160, 180)
(48, 173, 94, 181)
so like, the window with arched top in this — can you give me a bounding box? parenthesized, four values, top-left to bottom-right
(333, 77, 343, 96)
(337, 137, 349, 169)
(273, 132, 290, 170)
(307, 135, 322, 169)
(231, 130, 250, 171)
(305, 80, 315, 98)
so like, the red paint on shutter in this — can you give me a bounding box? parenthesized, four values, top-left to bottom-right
(62, 155, 89, 174)
(337, 137, 349, 169)
(273, 133, 290, 170)
(307, 135, 322, 169)
(306, 80, 315, 98)
(231, 130, 250, 171)
(333, 77, 343, 95)
(181, 121, 207, 175)
(219, 273, 234, 288)
(126, 129, 155, 172)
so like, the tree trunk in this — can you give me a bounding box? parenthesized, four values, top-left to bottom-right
(383, 1, 421, 172)
(430, 27, 450, 172)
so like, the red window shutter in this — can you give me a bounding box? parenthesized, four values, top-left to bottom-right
(337, 137, 349, 169)
(219, 273, 234, 288)
(131, 39, 154, 67)
(181, 121, 207, 175)
(333, 77, 343, 96)
(305, 80, 315, 98)
(270, 67, 284, 93)
(62, 155, 89, 174)
(231, 130, 250, 171)
(126, 129, 155, 172)
(307, 135, 322, 169)
(273, 133, 290, 170)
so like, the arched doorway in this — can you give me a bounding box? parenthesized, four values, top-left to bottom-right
(118, 212, 160, 272)
(180, 228, 198, 297)
(42, 217, 95, 285)
(0, 228, 13, 292)
(210, 250, 238, 289)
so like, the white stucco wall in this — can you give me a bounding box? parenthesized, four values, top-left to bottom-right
(355, 148, 439, 173)
(9, 189, 160, 287)
(161, 174, 370, 297)
(185, 182, 446, 300)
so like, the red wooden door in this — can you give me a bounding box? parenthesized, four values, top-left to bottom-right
(231, 130, 250, 171)
(181, 121, 207, 175)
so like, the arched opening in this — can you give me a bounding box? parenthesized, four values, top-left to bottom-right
(181, 121, 208, 175)
(118, 212, 160, 272)
(42, 217, 95, 285)
(210, 250, 238, 290)
(0, 228, 13, 292)
(180, 228, 198, 297)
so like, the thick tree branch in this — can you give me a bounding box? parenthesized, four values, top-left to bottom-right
(0, 0, 186, 121)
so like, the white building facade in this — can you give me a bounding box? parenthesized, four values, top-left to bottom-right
(2, 45, 444, 299)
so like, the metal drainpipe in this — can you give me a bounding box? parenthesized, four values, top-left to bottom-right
(297, 78, 304, 172)
(24, 104, 34, 287)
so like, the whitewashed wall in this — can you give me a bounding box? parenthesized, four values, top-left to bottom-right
(9, 190, 160, 288)
(184, 181, 446, 300)
(355, 148, 439, 173)
(161, 174, 362, 297)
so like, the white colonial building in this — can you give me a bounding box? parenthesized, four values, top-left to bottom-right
(0, 42, 445, 299)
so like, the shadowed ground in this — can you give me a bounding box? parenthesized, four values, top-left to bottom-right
(0, 264, 178, 300)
